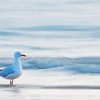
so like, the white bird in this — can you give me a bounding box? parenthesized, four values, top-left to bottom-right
(0, 52, 26, 85)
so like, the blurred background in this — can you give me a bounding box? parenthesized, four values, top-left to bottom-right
(0, 0, 100, 58)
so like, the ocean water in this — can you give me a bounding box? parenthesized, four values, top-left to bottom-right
(0, 0, 100, 73)
(0, 0, 100, 58)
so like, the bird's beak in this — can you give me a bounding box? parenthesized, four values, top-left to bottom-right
(21, 54, 26, 57)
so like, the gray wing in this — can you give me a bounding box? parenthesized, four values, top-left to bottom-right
(0, 66, 15, 77)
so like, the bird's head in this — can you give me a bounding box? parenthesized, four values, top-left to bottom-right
(14, 52, 26, 58)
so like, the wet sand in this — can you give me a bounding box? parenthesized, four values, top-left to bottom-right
(0, 70, 100, 100)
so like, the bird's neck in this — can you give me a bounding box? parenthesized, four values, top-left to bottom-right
(13, 57, 22, 69)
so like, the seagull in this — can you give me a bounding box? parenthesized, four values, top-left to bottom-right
(0, 52, 26, 85)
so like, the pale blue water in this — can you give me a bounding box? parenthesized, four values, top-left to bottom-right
(0, 0, 100, 74)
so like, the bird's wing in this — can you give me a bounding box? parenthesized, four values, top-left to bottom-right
(0, 66, 15, 77)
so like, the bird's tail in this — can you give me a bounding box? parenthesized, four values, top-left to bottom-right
(0, 70, 3, 75)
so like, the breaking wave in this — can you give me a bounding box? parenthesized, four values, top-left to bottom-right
(0, 57, 100, 74)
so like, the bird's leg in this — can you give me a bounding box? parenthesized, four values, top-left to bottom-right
(10, 79, 12, 85)
(10, 79, 14, 85)
(12, 79, 14, 85)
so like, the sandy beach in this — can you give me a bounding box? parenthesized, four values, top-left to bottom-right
(0, 70, 100, 100)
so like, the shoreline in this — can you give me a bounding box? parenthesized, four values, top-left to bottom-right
(0, 70, 100, 100)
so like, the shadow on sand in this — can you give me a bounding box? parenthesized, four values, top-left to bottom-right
(1, 84, 100, 90)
